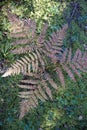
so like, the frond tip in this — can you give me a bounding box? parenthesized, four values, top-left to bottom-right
(2, 70, 12, 77)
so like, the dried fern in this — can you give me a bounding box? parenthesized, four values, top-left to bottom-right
(2, 11, 87, 119)
(41, 24, 68, 63)
(18, 72, 57, 119)
(57, 48, 87, 86)
(7, 10, 36, 40)
(2, 50, 44, 77)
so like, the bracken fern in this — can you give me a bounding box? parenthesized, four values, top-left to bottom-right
(2, 11, 87, 119)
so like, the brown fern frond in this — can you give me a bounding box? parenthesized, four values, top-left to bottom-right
(49, 24, 68, 46)
(56, 67, 65, 87)
(7, 10, 21, 25)
(72, 49, 87, 71)
(20, 79, 39, 84)
(17, 71, 59, 118)
(45, 73, 58, 90)
(34, 89, 46, 101)
(7, 10, 36, 42)
(19, 98, 38, 119)
(18, 84, 36, 90)
(18, 74, 53, 101)
(11, 39, 31, 45)
(2, 11, 87, 120)
(37, 23, 48, 44)
(19, 91, 34, 97)
(11, 45, 34, 54)
(41, 80, 53, 100)
(57, 48, 87, 86)
(2, 51, 39, 77)
(37, 85, 48, 100)
(72, 49, 81, 62)
(18, 86, 47, 119)
(19, 100, 30, 119)
(41, 24, 68, 63)
(6, 10, 37, 63)
(62, 64, 76, 82)
(59, 48, 68, 63)
(36, 49, 45, 70)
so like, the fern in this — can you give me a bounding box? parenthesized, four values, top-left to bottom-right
(56, 48, 87, 86)
(18, 72, 58, 119)
(2, 11, 87, 119)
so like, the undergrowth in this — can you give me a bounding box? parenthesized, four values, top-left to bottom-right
(0, 0, 87, 130)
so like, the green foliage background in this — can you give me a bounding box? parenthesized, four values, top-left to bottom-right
(0, 0, 87, 130)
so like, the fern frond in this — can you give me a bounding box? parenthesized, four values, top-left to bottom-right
(18, 75, 53, 101)
(19, 99, 38, 119)
(7, 10, 21, 26)
(41, 24, 68, 63)
(56, 67, 65, 87)
(36, 49, 45, 70)
(37, 85, 49, 99)
(17, 71, 59, 118)
(56, 48, 87, 86)
(37, 23, 48, 44)
(72, 49, 87, 71)
(11, 45, 34, 54)
(2, 48, 45, 77)
(11, 39, 30, 45)
(18, 84, 36, 90)
(41, 79, 53, 100)
(18, 78, 47, 119)
(50, 24, 68, 45)
(2, 11, 87, 119)
(2, 51, 39, 77)
(44, 73, 58, 90)
(7, 10, 36, 45)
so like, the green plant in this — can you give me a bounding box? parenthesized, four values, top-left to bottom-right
(2, 11, 87, 120)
